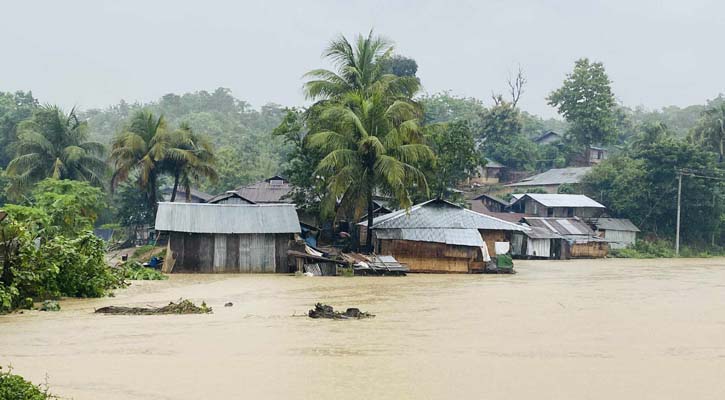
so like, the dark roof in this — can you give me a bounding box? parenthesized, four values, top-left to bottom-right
(590, 218, 640, 232)
(476, 210, 526, 224)
(472, 193, 509, 206)
(207, 191, 256, 204)
(235, 177, 293, 204)
(533, 131, 562, 143)
(484, 158, 504, 168)
(160, 187, 213, 202)
(507, 167, 592, 187)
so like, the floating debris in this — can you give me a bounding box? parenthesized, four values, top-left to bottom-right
(224, 302, 233, 307)
(308, 303, 374, 320)
(39, 300, 60, 312)
(95, 299, 212, 315)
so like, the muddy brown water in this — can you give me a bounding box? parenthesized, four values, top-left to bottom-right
(2, 258, 725, 399)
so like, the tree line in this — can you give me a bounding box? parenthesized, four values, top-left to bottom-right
(0, 30, 723, 249)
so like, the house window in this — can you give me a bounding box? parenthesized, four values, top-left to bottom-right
(567, 207, 574, 217)
(547, 208, 554, 217)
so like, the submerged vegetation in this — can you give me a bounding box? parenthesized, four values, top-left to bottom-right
(0, 366, 56, 399)
(95, 299, 212, 315)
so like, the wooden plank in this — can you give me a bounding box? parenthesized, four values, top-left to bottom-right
(213, 234, 227, 272)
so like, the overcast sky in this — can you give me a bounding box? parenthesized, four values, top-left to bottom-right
(2, 0, 723, 118)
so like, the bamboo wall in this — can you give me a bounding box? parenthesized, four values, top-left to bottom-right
(377, 239, 479, 273)
(480, 229, 507, 256)
(167, 232, 293, 273)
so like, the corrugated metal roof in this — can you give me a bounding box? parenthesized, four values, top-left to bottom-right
(367, 199, 528, 232)
(484, 158, 504, 168)
(523, 217, 594, 237)
(590, 218, 640, 232)
(155, 202, 300, 234)
(515, 193, 605, 208)
(523, 226, 562, 239)
(374, 228, 485, 247)
(207, 191, 256, 204)
(507, 167, 591, 187)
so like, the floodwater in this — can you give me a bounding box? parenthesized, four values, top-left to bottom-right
(2, 258, 725, 400)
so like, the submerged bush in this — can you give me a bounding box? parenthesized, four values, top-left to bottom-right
(117, 261, 167, 281)
(611, 239, 675, 258)
(0, 366, 56, 400)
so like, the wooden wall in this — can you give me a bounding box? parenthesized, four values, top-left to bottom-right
(376, 239, 478, 273)
(570, 241, 608, 258)
(480, 229, 507, 256)
(167, 232, 293, 273)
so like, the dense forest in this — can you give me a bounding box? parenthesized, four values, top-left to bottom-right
(0, 32, 723, 256)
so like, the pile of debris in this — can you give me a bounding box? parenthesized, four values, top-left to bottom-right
(95, 299, 212, 315)
(287, 240, 408, 276)
(308, 303, 375, 320)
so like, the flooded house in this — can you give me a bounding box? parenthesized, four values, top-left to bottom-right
(510, 193, 606, 218)
(589, 217, 640, 249)
(155, 202, 299, 273)
(364, 199, 528, 273)
(520, 216, 608, 258)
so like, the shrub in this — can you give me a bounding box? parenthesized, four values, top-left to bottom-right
(118, 261, 167, 281)
(0, 366, 55, 400)
(610, 239, 675, 258)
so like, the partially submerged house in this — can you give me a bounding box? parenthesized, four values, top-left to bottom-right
(589, 218, 640, 249)
(506, 167, 591, 193)
(365, 199, 528, 273)
(155, 202, 300, 273)
(510, 193, 605, 218)
(512, 226, 563, 259)
(521, 216, 608, 258)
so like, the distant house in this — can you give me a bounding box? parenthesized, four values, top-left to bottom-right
(506, 166, 592, 193)
(467, 193, 509, 213)
(469, 159, 505, 185)
(520, 216, 608, 258)
(207, 191, 256, 205)
(155, 202, 300, 273)
(235, 176, 293, 204)
(533, 131, 562, 145)
(512, 226, 563, 259)
(365, 199, 528, 273)
(590, 218, 640, 249)
(161, 187, 212, 203)
(511, 193, 605, 218)
(587, 146, 608, 165)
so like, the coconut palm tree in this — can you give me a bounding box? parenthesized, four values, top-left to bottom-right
(109, 111, 169, 214)
(162, 123, 218, 202)
(692, 104, 725, 162)
(304, 32, 433, 251)
(6, 105, 106, 195)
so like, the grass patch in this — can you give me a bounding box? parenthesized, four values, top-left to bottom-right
(611, 239, 725, 259)
(117, 261, 167, 281)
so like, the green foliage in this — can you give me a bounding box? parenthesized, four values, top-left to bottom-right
(582, 131, 723, 246)
(32, 179, 106, 236)
(426, 120, 482, 197)
(691, 103, 725, 160)
(478, 101, 540, 171)
(0, 91, 38, 168)
(131, 244, 158, 260)
(610, 239, 676, 258)
(114, 179, 156, 231)
(419, 91, 485, 127)
(118, 261, 168, 281)
(379, 54, 418, 77)
(5, 105, 106, 197)
(0, 366, 55, 400)
(273, 109, 325, 214)
(548, 58, 617, 147)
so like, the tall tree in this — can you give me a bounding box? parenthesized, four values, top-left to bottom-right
(5, 105, 106, 196)
(691, 103, 725, 162)
(0, 91, 38, 167)
(548, 58, 617, 149)
(161, 123, 218, 202)
(426, 120, 482, 198)
(303, 31, 433, 251)
(110, 111, 169, 215)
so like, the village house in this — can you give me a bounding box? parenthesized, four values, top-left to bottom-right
(467, 193, 510, 213)
(364, 199, 528, 273)
(533, 131, 562, 145)
(506, 166, 592, 193)
(161, 187, 212, 203)
(206, 191, 256, 205)
(519, 216, 609, 258)
(510, 193, 606, 218)
(469, 158, 505, 185)
(589, 217, 640, 249)
(155, 202, 299, 273)
(235, 175, 293, 204)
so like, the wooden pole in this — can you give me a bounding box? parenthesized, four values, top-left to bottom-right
(675, 172, 682, 256)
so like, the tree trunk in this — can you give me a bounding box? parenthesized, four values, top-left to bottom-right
(365, 186, 375, 254)
(170, 173, 180, 202)
(149, 172, 159, 218)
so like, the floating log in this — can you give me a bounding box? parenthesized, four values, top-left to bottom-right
(307, 303, 374, 320)
(95, 299, 212, 315)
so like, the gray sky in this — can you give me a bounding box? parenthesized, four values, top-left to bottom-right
(2, 0, 723, 118)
